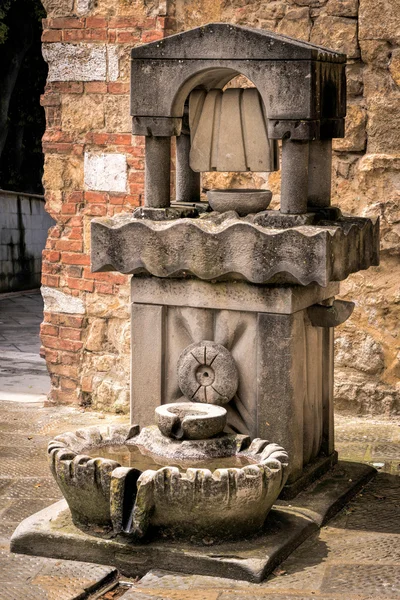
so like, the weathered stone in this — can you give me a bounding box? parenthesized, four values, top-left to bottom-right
(41, 0, 74, 17)
(86, 318, 107, 352)
(389, 49, 400, 87)
(307, 300, 355, 327)
(42, 286, 85, 315)
(155, 402, 227, 440)
(84, 153, 127, 193)
(359, 0, 400, 42)
(91, 212, 379, 286)
(10, 462, 375, 581)
(104, 95, 132, 133)
(107, 46, 120, 81)
(76, 0, 94, 15)
(189, 88, 278, 173)
(62, 95, 104, 134)
(207, 189, 272, 216)
(277, 7, 312, 42)
(131, 278, 340, 315)
(43, 44, 108, 82)
(346, 63, 364, 96)
(333, 104, 367, 152)
(335, 331, 385, 375)
(311, 16, 359, 58)
(366, 95, 400, 153)
(359, 39, 392, 67)
(325, 0, 358, 17)
(177, 341, 239, 405)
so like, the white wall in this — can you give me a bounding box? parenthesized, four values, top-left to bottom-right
(0, 190, 55, 293)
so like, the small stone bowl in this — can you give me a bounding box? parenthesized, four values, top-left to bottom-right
(207, 189, 272, 216)
(155, 402, 227, 440)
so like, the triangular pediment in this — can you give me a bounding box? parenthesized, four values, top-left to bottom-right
(131, 23, 345, 62)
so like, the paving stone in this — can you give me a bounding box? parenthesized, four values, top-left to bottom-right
(0, 477, 61, 500)
(0, 499, 51, 523)
(321, 564, 400, 596)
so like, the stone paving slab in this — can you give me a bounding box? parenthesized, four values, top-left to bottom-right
(0, 395, 398, 598)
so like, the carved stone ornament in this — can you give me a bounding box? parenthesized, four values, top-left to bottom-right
(177, 340, 239, 405)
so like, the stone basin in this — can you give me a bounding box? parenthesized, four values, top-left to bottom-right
(48, 423, 290, 541)
(91, 209, 379, 286)
(155, 402, 227, 439)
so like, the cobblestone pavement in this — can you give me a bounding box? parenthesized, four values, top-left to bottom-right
(0, 291, 399, 599)
(0, 291, 50, 401)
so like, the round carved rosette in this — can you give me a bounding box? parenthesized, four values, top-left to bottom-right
(177, 340, 239, 405)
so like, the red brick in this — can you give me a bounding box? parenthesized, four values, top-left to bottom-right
(65, 191, 83, 203)
(62, 352, 81, 365)
(85, 191, 108, 203)
(43, 142, 73, 154)
(107, 82, 129, 94)
(64, 266, 82, 279)
(66, 216, 83, 227)
(86, 16, 108, 27)
(43, 250, 60, 262)
(48, 364, 80, 378)
(51, 82, 84, 94)
(87, 132, 110, 145)
(108, 30, 117, 43)
(95, 282, 113, 294)
(58, 315, 85, 328)
(81, 375, 93, 392)
(49, 17, 85, 29)
(116, 31, 141, 43)
(141, 30, 164, 43)
(73, 144, 84, 156)
(44, 349, 59, 364)
(43, 130, 73, 143)
(66, 277, 94, 292)
(61, 203, 77, 215)
(42, 274, 60, 287)
(108, 17, 140, 28)
(109, 195, 125, 205)
(60, 377, 77, 391)
(61, 252, 90, 265)
(55, 239, 83, 252)
(110, 133, 132, 145)
(42, 29, 62, 42)
(41, 335, 83, 353)
(85, 82, 107, 94)
(40, 93, 61, 107)
(84, 204, 107, 216)
(66, 227, 83, 240)
(64, 28, 107, 42)
(41, 324, 59, 337)
(59, 326, 83, 341)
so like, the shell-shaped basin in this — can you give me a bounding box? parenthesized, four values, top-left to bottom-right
(47, 424, 290, 542)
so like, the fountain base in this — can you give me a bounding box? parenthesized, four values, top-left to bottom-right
(11, 461, 375, 583)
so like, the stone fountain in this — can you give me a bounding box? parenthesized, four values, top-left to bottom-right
(12, 24, 379, 583)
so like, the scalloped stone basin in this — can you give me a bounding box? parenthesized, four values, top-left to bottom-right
(91, 210, 379, 286)
(48, 424, 290, 541)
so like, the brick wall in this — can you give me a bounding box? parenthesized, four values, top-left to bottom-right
(40, 0, 399, 415)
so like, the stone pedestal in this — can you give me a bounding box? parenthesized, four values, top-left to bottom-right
(131, 278, 339, 487)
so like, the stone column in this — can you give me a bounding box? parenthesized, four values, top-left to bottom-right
(176, 132, 200, 203)
(307, 139, 332, 208)
(280, 139, 309, 214)
(145, 136, 171, 208)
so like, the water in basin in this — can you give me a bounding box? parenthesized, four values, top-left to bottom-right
(86, 444, 258, 473)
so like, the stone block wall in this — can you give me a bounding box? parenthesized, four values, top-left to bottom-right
(40, 0, 399, 415)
